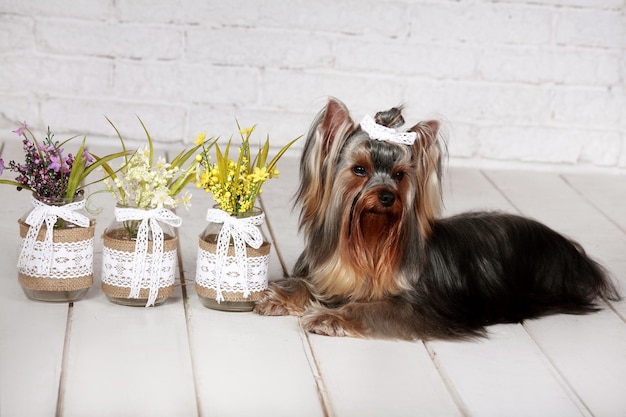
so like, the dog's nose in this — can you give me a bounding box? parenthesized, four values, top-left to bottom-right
(378, 191, 395, 207)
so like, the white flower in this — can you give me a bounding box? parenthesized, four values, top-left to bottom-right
(151, 187, 173, 208)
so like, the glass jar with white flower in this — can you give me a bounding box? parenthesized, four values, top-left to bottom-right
(101, 118, 215, 307)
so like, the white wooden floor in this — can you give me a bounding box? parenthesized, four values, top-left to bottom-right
(1, 139, 626, 417)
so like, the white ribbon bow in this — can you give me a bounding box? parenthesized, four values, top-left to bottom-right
(114, 206, 182, 307)
(18, 196, 90, 275)
(360, 114, 417, 145)
(205, 208, 265, 303)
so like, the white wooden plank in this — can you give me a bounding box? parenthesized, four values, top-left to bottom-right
(523, 310, 626, 417)
(0, 139, 69, 417)
(309, 336, 463, 417)
(62, 299, 198, 417)
(177, 184, 325, 417)
(186, 308, 325, 417)
(428, 326, 588, 417)
(442, 167, 515, 215)
(0, 298, 67, 417)
(562, 173, 626, 233)
(484, 170, 626, 417)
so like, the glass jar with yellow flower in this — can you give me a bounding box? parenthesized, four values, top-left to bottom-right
(101, 118, 214, 307)
(194, 124, 299, 311)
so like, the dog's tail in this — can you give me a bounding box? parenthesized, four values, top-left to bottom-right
(530, 235, 621, 314)
(496, 215, 622, 319)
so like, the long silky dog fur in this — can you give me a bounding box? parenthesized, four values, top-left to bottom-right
(253, 97, 620, 340)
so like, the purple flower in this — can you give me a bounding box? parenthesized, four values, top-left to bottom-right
(48, 155, 62, 172)
(0, 158, 4, 175)
(12, 122, 27, 136)
(60, 156, 71, 173)
(82, 149, 94, 164)
(40, 144, 56, 153)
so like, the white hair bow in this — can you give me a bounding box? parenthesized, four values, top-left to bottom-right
(360, 114, 416, 145)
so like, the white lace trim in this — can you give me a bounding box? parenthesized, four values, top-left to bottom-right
(202, 208, 266, 302)
(113, 207, 181, 307)
(101, 246, 177, 303)
(18, 237, 94, 279)
(360, 114, 417, 145)
(18, 197, 91, 275)
(195, 247, 269, 299)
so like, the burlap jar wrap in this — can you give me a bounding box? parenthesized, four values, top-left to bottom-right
(18, 219, 95, 292)
(195, 236, 271, 302)
(101, 231, 178, 301)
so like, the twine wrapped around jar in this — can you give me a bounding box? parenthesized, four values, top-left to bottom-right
(195, 207, 270, 311)
(101, 206, 181, 307)
(17, 195, 95, 301)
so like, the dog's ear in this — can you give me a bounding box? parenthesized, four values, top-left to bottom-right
(413, 120, 440, 143)
(296, 98, 355, 233)
(409, 120, 443, 237)
(318, 97, 355, 158)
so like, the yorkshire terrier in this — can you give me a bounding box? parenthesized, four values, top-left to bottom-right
(253, 98, 620, 340)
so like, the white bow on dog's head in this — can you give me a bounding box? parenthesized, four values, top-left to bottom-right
(360, 114, 417, 146)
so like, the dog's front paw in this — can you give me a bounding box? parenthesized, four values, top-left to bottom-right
(253, 289, 293, 316)
(301, 307, 363, 338)
(253, 280, 314, 317)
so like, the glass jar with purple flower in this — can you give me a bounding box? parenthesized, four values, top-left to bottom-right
(1, 122, 126, 302)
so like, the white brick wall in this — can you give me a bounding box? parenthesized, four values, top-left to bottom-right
(0, 0, 624, 172)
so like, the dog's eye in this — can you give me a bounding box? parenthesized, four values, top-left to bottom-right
(352, 166, 367, 177)
(393, 171, 404, 181)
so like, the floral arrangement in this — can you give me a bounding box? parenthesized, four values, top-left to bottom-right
(195, 124, 300, 214)
(104, 117, 215, 210)
(0, 122, 125, 204)
(105, 146, 192, 210)
(104, 117, 215, 239)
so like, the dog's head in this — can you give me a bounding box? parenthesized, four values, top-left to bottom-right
(296, 98, 443, 243)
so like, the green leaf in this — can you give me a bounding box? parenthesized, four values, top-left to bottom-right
(82, 150, 130, 179)
(104, 116, 129, 164)
(58, 135, 81, 148)
(267, 135, 302, 172)
(65, 136, 87, 199)
(136, 116, 154, 167)
(255, 135, 270, 168)
(170, 137, 217, 169)
(0, 179, 32, 192)
(168, 163, 198, 196)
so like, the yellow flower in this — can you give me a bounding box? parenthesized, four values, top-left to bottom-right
(198, 170, 211, 186)
(193, 121, 299, 213)
(195, 132, 207, 146)
(249, 166, 269, 183)
(239, 126, 254, 136)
